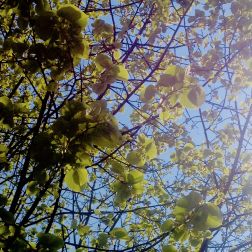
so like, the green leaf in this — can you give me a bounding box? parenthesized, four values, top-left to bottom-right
(191, 203, 222, 231)
(203, 203, 222, 229)
(158, 65, 185, 88)
(0, 96, 12, 107)
(132, 181, 145, 195)
(64, 167, 88, 192)
(110, 228, 129, 240)
(116, 64, 129, 81)
(57, 4, 88, 29)
(110, 160, 125, 175)
(78, 225, 90, 236)
(75, 152, 92, 167)
(189, 237, 203, 247)
(140, 85, 156, 102)
(26, 181, 39, 195)
(173, 192, 203, 221)
(97, 233, 108, 247)
(95, 54, 113, 70)
(0, 144, 8, 164)
(0, 96, 14, 128)
(145, 138, 157, 160)
(180, 85, 205, 108)
(13, 102, 29, 114)
(37, 233, 64, 250)
(178, 192, 203, 210)
(161, 219, 174, 232)
(127, 170, 144, 184)
(126, 150, 146, 167)
(162, 245, 178, 252)
(173, 226, 189, 242)
(91, 122, 122, 148)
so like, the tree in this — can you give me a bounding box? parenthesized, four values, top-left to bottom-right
(0, 0, 251, 251)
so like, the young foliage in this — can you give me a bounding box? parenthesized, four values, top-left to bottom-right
(0, 0, 251, 251)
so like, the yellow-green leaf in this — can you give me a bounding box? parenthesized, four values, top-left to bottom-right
(126, 150, 145, 167)
(145, 138, 157, 160)
(37, 233, 64, 250)
(204, 203, 222, 228)
(117, 64, 129, 81)
(110, 228, 129, 240)
(95, 54, 113, 70)
(162, 245, 178, 252)
(180, 85, 205, 108)
(161, 219, 174, 232)
(127, 170, 144, 184)
(57, 4, 88, 29)
(64, 167, 88, 192)
(26, 181, 39, 196)
(140, 85, 156, 102)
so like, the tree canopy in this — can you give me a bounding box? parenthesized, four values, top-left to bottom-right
(0, 0, 252, 251)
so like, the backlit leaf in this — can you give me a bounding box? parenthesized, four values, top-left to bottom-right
(37, 233, 64, 250)
(126, 150, 146, 167)
(180, 85, 205, 108)
(57, 4, 88, 29)
(64, 167, 88, 192)
(127, 170, 144, 184)
(110, 228, 129, 240)
(117, 64, 129, 81)
(161, 219, 174, 232)
(162, 245, 178, 252)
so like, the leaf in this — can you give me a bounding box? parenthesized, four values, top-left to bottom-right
(57, 4, 88, 29)
(127, 170, 144, 184)
(159, 110, 171, 123)
(72, 40, 89, 59)
(173, 192, 203, 221)
(91, 122, 122, 148)
(189, 237, 202, 247)
(145, 138, 157, 160)
(180, 85, 205, 108)
(75, 152, 92, 167)
(110, 228, 129, 240)
(116, 64, 129, 81)
(132, 181, 145, 195)
(92, 82, 108, 95)
(0, 144, 8, 163)
(0, 144, 8, 153)
(137, 135, 157, 160)
(26, 181, 39, 195)
(95, 54, 113, 70)
(173, 226, 189, 242)
(126, 150, 146, 167)
(37, 233, 64, 250)
(78, 225, 90, 236)
(140, 85, 156, 102)
(97, 233, 108, 247)
(113, 49, 121, 60)
(110, 160, 125, 175)
(161, 219, 174, 232)
(82, 40, 89, 59)
(13, 102, 29, 114)
(158, 65, 185, 88)
(162, 245, 178, 252)
(33, 11, 57, 40)
(0, 96, 14, 128)
(191, 203, 222, 231)
(64, 167, 88, 192)
(203, 203, 222, 229)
